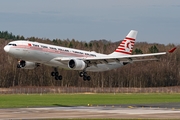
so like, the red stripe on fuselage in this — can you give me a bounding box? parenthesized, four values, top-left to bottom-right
(11, 45, 91, 57)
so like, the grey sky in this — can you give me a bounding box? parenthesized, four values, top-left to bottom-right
(0, 0, 180, 44)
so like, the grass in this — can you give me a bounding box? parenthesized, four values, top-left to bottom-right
(47, 119, 179, 120)
(0, 93, 180, 108)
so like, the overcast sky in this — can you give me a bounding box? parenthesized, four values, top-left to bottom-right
(0, 0, 180, 44)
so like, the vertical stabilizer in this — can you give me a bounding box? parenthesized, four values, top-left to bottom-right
(109, 30, 138, 56)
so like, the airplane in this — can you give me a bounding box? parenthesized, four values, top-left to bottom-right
(3, 30, 175, 81)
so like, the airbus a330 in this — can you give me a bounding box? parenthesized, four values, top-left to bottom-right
(4, 30, 174, 81)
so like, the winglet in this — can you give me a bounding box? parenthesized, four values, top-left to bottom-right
(168, 47, 176, 53)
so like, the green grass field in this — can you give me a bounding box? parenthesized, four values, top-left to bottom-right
(0, 93, 180, 108)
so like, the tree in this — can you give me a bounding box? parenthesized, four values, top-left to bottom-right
(149, 45, 159, 53)
(68, 42, 73, 48)
(134, 48, 143, 54)
(20, 36, 25, 40)
(84, 42, 88, 48)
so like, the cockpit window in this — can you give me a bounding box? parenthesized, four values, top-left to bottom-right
(8, 44, 17, 46)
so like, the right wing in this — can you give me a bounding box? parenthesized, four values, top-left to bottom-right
(53, 47, 176, 66)
(53, 52, 165, 66)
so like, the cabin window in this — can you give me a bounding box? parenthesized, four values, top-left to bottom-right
(8, 44, 17, 46)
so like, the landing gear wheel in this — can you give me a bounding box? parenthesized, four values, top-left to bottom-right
(55, 72, 59, 76)
(58, 75, 62, 80)
(55, 75, 62, 81)
(87, 76, 91, 81)
(83, 76, 87, 81)
(51, 68, 63, 80)
(80, 71, 91, 81)
(55, 76, 59, 80)
(51, 72, 55, 76)
(79, 72, 84, 77)
(83, 72, 87, 76)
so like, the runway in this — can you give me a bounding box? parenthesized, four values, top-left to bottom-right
(0, 104, 180, 119)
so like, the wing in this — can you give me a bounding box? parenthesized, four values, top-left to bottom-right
(53, 52, 166, 66)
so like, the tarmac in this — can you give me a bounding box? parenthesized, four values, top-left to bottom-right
(0, 103, 180, 119)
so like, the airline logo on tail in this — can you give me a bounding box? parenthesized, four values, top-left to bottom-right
(115, 30, 137, 55)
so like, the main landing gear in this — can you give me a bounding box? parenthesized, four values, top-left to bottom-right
(79, 71, 91, 81)
(51, 68, 62, 80)
(50, 68, 91, 81)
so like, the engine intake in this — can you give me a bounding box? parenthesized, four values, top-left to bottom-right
(68, 59, 86, 70)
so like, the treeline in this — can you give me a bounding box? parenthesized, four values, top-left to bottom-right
(0, 31, 180, 88)
(0, 31, 25, 40)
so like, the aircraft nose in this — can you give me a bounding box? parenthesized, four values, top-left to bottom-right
(4, 46, 10, 52)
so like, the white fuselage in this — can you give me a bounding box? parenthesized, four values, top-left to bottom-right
(4, 40, 124, 72)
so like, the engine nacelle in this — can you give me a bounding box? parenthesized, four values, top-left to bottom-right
(68, 59, 86, 70)
(17, 60, 39, 69)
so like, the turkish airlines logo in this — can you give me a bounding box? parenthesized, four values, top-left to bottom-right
(124, 40, 132, 52)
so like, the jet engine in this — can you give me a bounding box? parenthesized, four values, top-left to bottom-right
(68, 59, 86, 70)
(17, 60, 39, 69)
